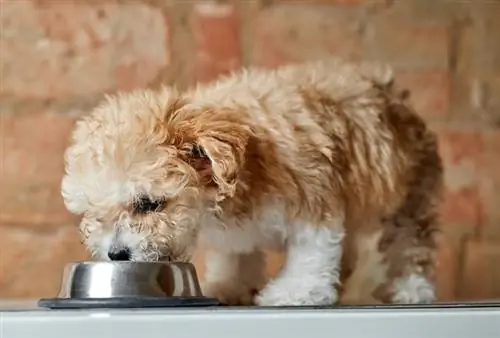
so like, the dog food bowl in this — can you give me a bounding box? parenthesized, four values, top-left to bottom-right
(38, 261, 220, 309)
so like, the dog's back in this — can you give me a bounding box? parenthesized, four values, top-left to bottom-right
(190, 59, 441, 225)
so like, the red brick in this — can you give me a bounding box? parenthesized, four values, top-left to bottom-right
(438, 130, 484, 166)
(455, 16, 475, 76)
(0, 111, 79, 226)
(486, 76, 500, 115)
(273, 0, 380, 4)
(0, 226, 89, 298)
(190, 2, 241, 83)
(434, 233, 458, 301)
(440, 187, 482, 226)
(397, 70, 451, 119)
(453, 10, 500, 116)
(438, 129, 500, 238)
(474, 5, 500, 76)
(479, 131, 500, 237)
(480, 181, 500, 238)
(252, 4, 363, 68)
(405, 0, 467, 23)
(366, 18, 449, 69)
(436, 130, 484, 226)
(0, 0, 169, 99)
(460, 239, 500, 300)
(448, 22, 487, 119)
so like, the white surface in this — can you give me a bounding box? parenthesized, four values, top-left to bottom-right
(2, 306, 500, 338)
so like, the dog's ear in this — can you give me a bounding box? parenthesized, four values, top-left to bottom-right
(187, 126, 249, 200)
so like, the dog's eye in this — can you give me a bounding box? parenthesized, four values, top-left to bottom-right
(133, 196, 165, 214)
(191, 144, 207, 158)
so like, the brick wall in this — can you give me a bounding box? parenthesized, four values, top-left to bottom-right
(1, 0, 499, 301)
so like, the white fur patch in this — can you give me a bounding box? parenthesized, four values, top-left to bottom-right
(391, 273, 436, 304)
(119, 229, 148, 260)
(256, 221, 344, 306)
(90, 231, 114, 260)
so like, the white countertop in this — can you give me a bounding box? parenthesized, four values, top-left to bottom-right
(1, 301, 500, 338)
(0, 300, 40, 311)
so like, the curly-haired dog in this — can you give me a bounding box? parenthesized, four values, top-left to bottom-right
(61, 59, 443, 306)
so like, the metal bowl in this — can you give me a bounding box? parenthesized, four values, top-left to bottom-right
(56, 261, 203, 299)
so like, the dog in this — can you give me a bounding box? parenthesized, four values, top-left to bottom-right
(61, 58, 443, 306)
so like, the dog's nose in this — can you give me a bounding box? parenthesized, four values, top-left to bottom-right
(108, 248, 131, 261)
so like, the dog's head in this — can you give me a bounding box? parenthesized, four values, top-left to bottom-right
(61, 88, 249, 261)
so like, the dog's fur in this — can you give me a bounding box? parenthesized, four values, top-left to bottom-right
(62, 59, 443, 306)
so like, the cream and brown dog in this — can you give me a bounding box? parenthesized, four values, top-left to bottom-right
(61, 58, 443, 306)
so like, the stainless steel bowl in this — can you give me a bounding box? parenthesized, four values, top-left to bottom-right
(56, 261, 203, 299)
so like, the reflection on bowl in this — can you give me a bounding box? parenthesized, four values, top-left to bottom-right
(56, 261, 203, 299)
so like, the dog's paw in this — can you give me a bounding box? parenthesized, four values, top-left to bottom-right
(256, 277, 338, 306)
(391, 273, 436, 304)
(202, 282, 258, 306)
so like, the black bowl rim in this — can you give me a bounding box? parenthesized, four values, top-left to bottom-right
(38, 296, 220, 309)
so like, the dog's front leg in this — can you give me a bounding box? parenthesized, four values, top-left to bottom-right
(256, 222, 344, 306)
(201, 250, 267, 306)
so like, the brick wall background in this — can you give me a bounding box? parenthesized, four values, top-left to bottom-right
(1, 0, 499, 301)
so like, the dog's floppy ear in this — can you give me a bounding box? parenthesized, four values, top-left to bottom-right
(187, 126, 249, 200)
